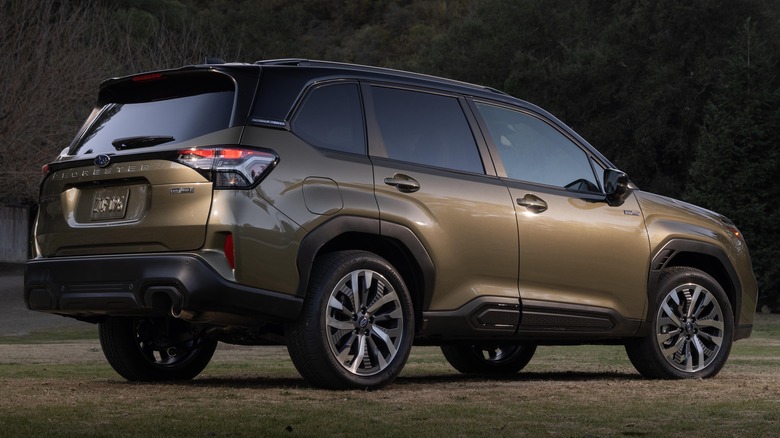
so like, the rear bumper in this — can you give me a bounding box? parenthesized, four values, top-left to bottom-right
(24, 254, 302, 323)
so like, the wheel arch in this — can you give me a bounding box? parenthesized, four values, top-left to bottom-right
(647, 239, 741, 324)
(296, 216, 435, 328)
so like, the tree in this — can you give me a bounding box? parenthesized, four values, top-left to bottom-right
(0, 0, 233, 205)
(0, 1, 113, 205)
(420, 0, 765, 198)
(685, 19, 780, 304)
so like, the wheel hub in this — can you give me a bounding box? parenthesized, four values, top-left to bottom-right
(683, 319, 696, 336)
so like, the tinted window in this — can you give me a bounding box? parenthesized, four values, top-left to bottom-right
(475, 102, 599, 191)
(372, 87, 483, 174)
(590, 156, 606, 190)
(253, 67, 324, 122)
(71, 75, 234, 156)
(292, 83, 365, 154)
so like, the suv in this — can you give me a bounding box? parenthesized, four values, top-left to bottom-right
(25, 59, 757, 389)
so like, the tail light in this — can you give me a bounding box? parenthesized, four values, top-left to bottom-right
(177, 147, 278, 189)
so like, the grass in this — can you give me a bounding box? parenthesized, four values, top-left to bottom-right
(0, 314, 778, 437)
(0, 325, 98, 345)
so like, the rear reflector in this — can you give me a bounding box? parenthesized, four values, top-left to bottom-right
(224, 234, 235, 269)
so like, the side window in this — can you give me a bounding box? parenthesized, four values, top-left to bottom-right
(590, 156, 607, 191)
(371, 86, 484, 174)
(475, 102, 599, 191)
(292, 83, 365, 154)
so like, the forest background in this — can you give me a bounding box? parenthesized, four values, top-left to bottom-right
(2, 0, 779, 306)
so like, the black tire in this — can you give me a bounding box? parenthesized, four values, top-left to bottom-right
(99, 316, 217, 381)
(441, 343, 537, 375)
(625, 267, 734, 379)
(285, 250, 414, 389)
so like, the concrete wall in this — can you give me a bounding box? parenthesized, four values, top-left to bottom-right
(0, 206, 30, 263)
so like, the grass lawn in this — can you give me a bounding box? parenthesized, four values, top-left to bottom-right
(0, 314, 778, 437)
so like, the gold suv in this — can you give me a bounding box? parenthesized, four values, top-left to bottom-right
(24, 59, 758, 389)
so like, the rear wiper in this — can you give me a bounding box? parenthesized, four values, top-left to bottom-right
(112, 135, 175, 150)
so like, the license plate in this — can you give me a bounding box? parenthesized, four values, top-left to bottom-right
(90, 188, 129, 221)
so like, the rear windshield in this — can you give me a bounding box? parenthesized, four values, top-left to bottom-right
(68, 71, 235, 156)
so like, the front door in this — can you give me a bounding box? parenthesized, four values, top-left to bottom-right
(472, 101, 650, 336)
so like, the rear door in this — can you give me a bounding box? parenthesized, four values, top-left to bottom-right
(365, 84, 520, 316)
(35, 70, 239, 257)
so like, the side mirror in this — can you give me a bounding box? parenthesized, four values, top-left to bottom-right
(604, 168, 630, 206)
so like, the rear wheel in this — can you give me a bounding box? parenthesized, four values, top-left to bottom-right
(286, 250, 414, 389)
(441, 343, 537, 375)
(99, 316, 217, 381)
(625, 267, 734, 379)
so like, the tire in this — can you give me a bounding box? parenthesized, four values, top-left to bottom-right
(286, 250, 414, 389)
(98, 316, 217, 381)
(625, 267, 734, 379)
(441, 343, 536, 375)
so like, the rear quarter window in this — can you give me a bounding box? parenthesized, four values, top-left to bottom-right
(291, 83, 366, 154)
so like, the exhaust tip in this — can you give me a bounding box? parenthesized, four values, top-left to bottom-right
(171, 306, 197, 321)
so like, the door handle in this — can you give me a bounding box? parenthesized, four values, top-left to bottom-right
(384, 174, 420, 193)
(517, 194, 548, 213)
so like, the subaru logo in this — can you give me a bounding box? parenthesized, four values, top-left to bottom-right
(94, 154, 111, 168)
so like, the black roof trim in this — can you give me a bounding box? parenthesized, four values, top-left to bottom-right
(254, 58, 503, 96)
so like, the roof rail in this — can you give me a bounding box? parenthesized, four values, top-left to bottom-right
(254, 58, 310, 66)
(253, 58, 504, 94)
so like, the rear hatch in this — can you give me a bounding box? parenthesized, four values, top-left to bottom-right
(35, 69, 246, 257)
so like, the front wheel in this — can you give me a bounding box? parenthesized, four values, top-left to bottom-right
(286, 250, 414, 389)
(441, 343, 537, 375)
(625, 267, 734, 379)
(99, 316, 217, 381)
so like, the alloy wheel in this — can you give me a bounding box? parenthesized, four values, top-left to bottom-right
(325, 269, 405, 376)
(655, 283, 725, 373)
